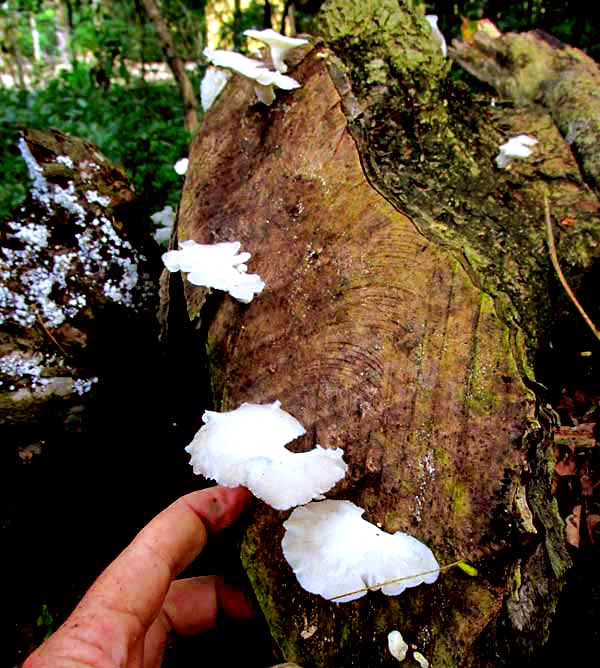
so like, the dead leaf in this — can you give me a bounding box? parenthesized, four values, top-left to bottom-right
(586, 514, 600, 544)
(565, 504, 582, 547)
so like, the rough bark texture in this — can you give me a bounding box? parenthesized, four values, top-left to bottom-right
(161, 1, 600, 666)
(450, 29, 600, 200)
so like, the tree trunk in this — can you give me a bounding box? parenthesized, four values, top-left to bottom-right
(29, 12, 41, 62)
(141, 0, 199, 134)
(160, 1, 599, 665)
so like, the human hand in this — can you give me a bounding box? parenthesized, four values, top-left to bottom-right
(24, 486, 254, 668)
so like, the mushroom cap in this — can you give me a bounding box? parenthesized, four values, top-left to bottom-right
(243, 28, 308, 50)
(495, 134, 538, 168)
(161, 240, 264, 303)
(201, 66, 231, 111)
(282, 500, 439, 602)
(499, 134, 538, 157)
(185, 401, 347, 510)
(203, 48, 264, 78)
(243, 29, 308, 73)
(203, 47, 300, 90)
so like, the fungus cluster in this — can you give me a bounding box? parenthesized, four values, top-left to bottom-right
(201, 28, 307, 106)
(203, 47, 301, 106)
(1, 139, 144, 330)
(185, 400, 440, 602)
(162, 240, 265, 304)
(185, 401, 347, 510)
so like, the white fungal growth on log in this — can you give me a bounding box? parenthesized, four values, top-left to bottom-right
(388, 630, 409, 662)
(162, 240, 265, 303)
(282, 500, 439, 602)
(184, 401, 347, 510)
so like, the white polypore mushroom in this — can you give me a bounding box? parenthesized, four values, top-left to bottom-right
(201, 66, 232, 111)
(243, 28, 308, 73)
(388, 630, 409, 663)
(161, 240, 265, 303)
(203, 47, 300, 106)
(282, 500, 439, 602)
(495, 134, 538, 169)
(184, 401, 347, 510)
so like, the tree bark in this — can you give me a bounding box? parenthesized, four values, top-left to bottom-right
(161, 1, 600, 665)
(141, 0, 199, 134)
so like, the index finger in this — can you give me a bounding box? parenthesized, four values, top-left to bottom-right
(25, 486, 253, 668)
(86, 485, 253, 629)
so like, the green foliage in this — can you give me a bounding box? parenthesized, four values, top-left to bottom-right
(219, 0, 269, 51)
(36, 603, 54, 640)
(0, 65, 193, 222)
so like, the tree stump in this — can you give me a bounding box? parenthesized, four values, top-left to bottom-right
(161, 1, 600, 665)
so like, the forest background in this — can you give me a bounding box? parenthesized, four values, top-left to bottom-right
(1, 0, 598, 226)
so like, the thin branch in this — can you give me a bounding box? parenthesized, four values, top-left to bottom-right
(328, 560, 465, 602)
(544, 194, 600, 342)
(142, 0, 199, 134)
(36, 314, 68, 356)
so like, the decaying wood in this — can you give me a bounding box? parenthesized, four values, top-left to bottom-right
(161, 1, 600, 665)
(450, 29, 600, 199)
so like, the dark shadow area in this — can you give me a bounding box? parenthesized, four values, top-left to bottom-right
(11, 288, 276, 667)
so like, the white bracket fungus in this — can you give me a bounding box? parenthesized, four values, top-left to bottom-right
(388, 630, 409, 662)
(185, 401, 347, 510)
(495, 134, 538, 169)
(162, 240, 265, 304)
(201, 66, 232, 111)
(243, 28, 308, 73)
(203, 47, 300, 106)
(282, 500, 439, 602)
(425, 15, 447, 57)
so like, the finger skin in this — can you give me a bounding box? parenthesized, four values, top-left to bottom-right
(24, 486, 253, 668)
(143, 575, 255, 667)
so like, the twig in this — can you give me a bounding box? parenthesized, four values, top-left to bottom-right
(328, 560, 465, 602)
(544, 194, 600, 342)
(36, 314, 68, 356)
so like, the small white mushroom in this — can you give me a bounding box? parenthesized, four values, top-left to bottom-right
(413, 651, 429, 668)
(495, 134, 538, 169)
(174, 158, 188, 175)
(150, 205, 175, 244)
(162, 240, 265, 303)
(425, 15, 447, 58)
(388, 630, 409, 662)
(185, 401, 347, 510)
(203, 47, 300, 105)
(243, 28, 308, 73)
(201, 66, 232, 111)
(282, 500, 439, 602)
